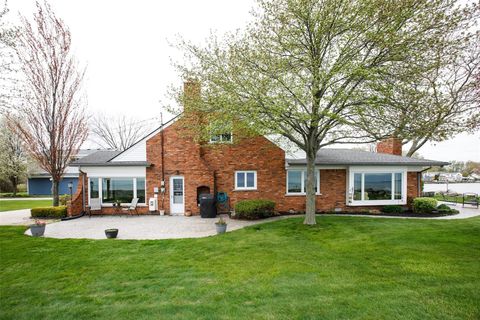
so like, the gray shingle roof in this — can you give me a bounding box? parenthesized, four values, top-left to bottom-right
(70, 150, 150, 167)
(286, 148, 449, 167)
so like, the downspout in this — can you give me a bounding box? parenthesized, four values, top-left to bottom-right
(160, 114, 165, 210)
(81, 169, 86, 212)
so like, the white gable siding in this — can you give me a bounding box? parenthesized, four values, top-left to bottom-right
(81, 166, 146, 178)
(111, 140, 147, 162)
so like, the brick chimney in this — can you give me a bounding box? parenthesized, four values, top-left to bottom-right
(376, 138, 402, 156)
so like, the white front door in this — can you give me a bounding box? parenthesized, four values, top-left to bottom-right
(170, 176, 185, 215)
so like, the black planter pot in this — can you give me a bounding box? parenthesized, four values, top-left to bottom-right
(105, 229, 118, 239)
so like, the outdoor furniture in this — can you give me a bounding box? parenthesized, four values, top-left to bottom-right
(122, 198, 139, 215)
(463, 193, 479, 209)
(88, 198, 102, 217)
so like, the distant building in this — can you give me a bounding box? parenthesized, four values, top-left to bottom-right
(422, 172, 465, 183)
(27, 149, 104, 195)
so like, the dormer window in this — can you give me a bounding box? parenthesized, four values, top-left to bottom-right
(209, 133, 233, 143)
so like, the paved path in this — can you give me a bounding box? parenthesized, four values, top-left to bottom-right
(0, 209, 35, 226)
(23, 215, 291, 240)
(433, 202, 480, 220)
(1, 201, 477, 240)
(321, 202, 479, 220)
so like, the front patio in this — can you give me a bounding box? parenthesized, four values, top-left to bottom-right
(24, 214, 288, 240)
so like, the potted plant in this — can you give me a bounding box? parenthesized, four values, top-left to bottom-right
(215, 217, 227, 234)
(105, 228, 118, 239)
(114, 200, 122, 207)
(30, 219, 46, 237)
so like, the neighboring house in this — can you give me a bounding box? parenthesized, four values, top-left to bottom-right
(67, 84, 448, 216)
(27, 149, 100, 195)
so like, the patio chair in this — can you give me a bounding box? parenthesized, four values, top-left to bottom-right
(122, 198, 139, 215)
(88, 198, 101, 217)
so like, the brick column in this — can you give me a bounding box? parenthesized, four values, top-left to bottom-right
(67, 171, 87, 216)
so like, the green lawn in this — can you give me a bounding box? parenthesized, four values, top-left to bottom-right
(0, 200, 52, 212)
(1, 217, 479, 319)
(0, 192, 50, 198)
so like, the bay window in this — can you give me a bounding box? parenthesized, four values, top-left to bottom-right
(89, 177, 146, 205)
(349, 169, 406, 205)
(287, 170, 320, 195)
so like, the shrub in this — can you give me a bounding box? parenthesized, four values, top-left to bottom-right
(382, 205, 403, 214)
(234, 199, 275, 220)
(436, 204, 451, 210)
(31, 206, 67, 219)
(59, 194, 71, 206)
(436, 204, 459, 215)
(413, 197, 437, 214)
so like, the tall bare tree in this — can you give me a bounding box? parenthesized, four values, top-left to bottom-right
(90, 114, 155, 151)
(172, 0, 474, 224)
(6, 1, 88, 206)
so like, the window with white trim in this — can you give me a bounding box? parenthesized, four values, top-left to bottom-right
(350, 170, 405, 205)
(235, 171, 257, 190)
(88, 177, 146, 205)
(209, 133, 233, 143)
(286, 170, 320, 195)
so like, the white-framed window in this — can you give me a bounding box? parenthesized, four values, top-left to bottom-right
(209, 133, 233, 143)
(286, 169, 320, 195)
(349, 168, 406, 206)
(88, 177, 146, 205)
(235, 171, 257, 190)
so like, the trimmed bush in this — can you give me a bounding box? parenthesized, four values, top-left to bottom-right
(436, 204, 451, 211)
(413, 197, 437, 214)
(382, 205, 403, 214)
(436, 204, 459, 215)
(234, 199, 275, 220)
(31, 206, 67, 219)
(59, 194, 71, 206)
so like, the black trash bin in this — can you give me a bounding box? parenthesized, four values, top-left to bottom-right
(200, 194, 217, 218)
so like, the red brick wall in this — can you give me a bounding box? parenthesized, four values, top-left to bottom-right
(67, 172, 86, 216)
(146, 121, 215, 215)
(145, 122, 421, 215)
(74, 122, 422, 215)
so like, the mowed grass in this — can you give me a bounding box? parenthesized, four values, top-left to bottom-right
(1, 217, 479, 320)
(0, 200, 52, 212)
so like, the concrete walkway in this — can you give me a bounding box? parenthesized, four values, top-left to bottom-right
(433, 202, 480, 220)
(0, 209, 36, 226)
(321, 202, 479, 220)
(23, 215, 290, 240)
(1, 201, 477, 240)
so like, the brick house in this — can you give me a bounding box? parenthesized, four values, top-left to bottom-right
(68, 86, 448, 216)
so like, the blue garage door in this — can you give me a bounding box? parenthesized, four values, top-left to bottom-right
(28, 178, 78, 195)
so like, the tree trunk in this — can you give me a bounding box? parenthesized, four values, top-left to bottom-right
(303, 149, 317, 225)
(9, 176, 17, 197)
(52, 179, 60, 207)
